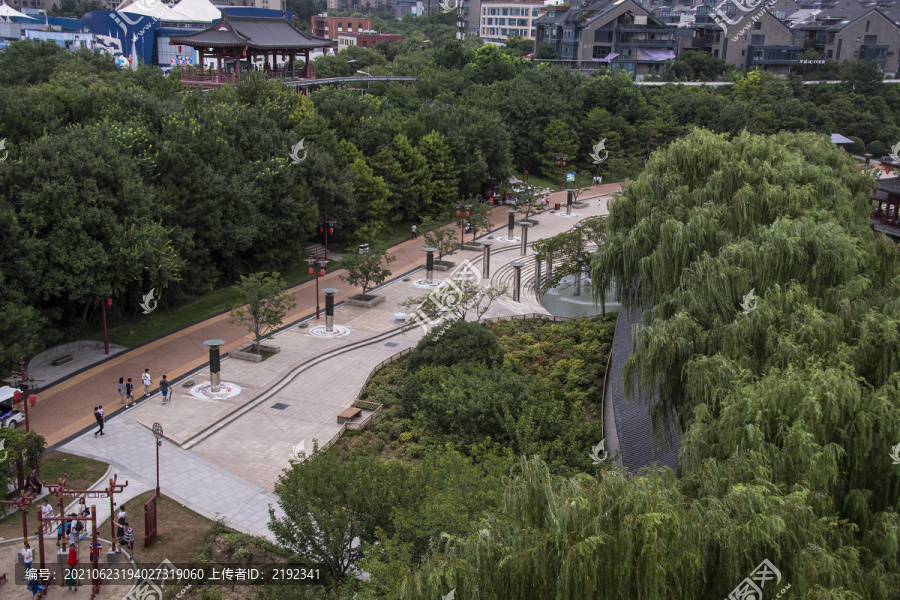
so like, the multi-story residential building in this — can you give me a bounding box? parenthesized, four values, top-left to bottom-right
(480, 0, 546, 44)
(534, 0, 678, 79)
(788, 5, 900, 73)
(324, 0, 395, 13)
(311, 14, 372, 39)
(337, 31, 403, 48)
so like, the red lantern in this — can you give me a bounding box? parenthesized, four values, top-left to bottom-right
(320, 268, 325, 276)
(178, 46, 182, 53)
(106, 298, 112, 308)
(329, 227, 333, 235)
(319, 226, 323, 233)
(556, 160, 560, 166)
(887, 166, 892, 174)
(28, 394, 36, 407)
(456, 210, 460, 217)
(466, 211, 469, 217)
(13, 390, 21, 403)
(563, 161, 566, 167)
(309, 267, 314, 275)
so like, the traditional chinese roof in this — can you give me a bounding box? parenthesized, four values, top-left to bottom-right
(169, 10, 334, 50)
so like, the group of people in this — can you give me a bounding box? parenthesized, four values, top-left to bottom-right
(592, 175, 603, 185)
(94, 369, 173, 437)
(20, 501, 134, 594)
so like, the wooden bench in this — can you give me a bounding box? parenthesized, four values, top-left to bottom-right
(337, 407, 362, 424)
(51, 354, 73, 366)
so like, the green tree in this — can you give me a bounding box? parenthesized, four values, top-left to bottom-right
(339, 245, 396, 300)
(540, 118, 579, 179)
(417, 131, 458, 217)
(349, 157, 391, 242)
(228, 272, 298, 352)
(420, 217, 459, 265)
(269, 445, 409, 581)
(404, 319, 504, 375)
(458, 197, 491, 243)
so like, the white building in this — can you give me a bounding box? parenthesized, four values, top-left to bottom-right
(480, 0, 546, 44)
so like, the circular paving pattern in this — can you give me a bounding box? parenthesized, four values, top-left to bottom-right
(411, 278, 447, 289)
(495, 236, 521, 243)
(190, 381, 243, 399)
(308, 324, 351, 338)
(555, 212, 582, 218)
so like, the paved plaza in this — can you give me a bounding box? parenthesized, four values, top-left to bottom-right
(1, 188, 616, 596)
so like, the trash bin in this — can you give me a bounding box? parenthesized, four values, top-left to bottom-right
(554, 203, 561, 211)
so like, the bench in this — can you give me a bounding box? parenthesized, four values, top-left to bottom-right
(51, 354, 73, 366)
(337, 407, 362, 424)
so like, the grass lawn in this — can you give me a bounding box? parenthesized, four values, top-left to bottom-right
(0, 452, 108, 541)
(95, 490, 215, 566)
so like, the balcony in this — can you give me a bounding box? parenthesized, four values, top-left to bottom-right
(614, 38, 676, 46)
(179, 71, 240, 88)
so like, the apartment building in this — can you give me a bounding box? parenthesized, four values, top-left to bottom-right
(480, 0, 546, 44)
(311, 14, 372, 39)
(534, 0, 678, 79)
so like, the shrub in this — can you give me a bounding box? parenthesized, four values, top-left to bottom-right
(867, 139, 888, 157)
(405, 320, 504, 375)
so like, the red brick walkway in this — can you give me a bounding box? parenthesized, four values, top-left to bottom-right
(31, 185, 621, 446)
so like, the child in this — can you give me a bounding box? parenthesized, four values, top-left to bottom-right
(66, 545, 80, 591)
(142, 368, 152, 396)
(89, 539, 102, 563)
(20, 541, 32, 579)
(118, 377, 125, 405)
(123, 523, 134, 553)
(41, 500, 53, 535)
(27, 578, 46, 598)
(125, 378, 135, 407)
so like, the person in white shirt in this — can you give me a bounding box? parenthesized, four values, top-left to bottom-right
(41, 500, 54, 534)
(20, 542, 33, 579)
(142, 369, 152, 397)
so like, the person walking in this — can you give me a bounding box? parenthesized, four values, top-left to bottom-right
(93, 406, 104, 437)
(160, 375, 169, 405)
(116, 505, 127, 543)
(117, 377, 125, 406)
(411, 224, 417, 239)
(142, 368, 152, 396)
(125, 378, 134, 407)
(66, 544, 80, 592)
(69, 514, 83, 548)
(21, 541, 33, 579)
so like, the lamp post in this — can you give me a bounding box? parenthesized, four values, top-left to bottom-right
(322, 288, 338, 333)
(456, 203, 470, 250)
(307, 249, 328, 319)
(574, 222, 585, 296)
(318, 209, 335, 262)
(424, 247, 436, 284)
(3, 357, 42, 433)
(96, 290, 112, 355)
(481, 241, 493, 279)
(518, 221, 532, 255)
(357, 69, 371, 94)
(203, 339, 224, 393)
(512, 263, 524, 302)
(556, 154, 567, 190)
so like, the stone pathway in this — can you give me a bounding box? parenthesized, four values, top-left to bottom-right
(52, 192, 615, 542)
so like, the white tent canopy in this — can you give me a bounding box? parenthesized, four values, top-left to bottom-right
(117, 0, 168, 16)
(0, 2, 33, 19)
(162, 0, 220, 22)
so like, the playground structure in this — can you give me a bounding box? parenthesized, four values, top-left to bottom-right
(0, 472, 128, 599)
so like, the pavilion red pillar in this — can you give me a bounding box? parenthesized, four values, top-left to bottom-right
(305, 49, 310, 77)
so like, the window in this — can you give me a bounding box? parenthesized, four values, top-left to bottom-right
(502, 8, 508, 15)
(826, 49, 833, 58)
(532, 8, 538, 16)
(531, 29, 536, 37)
(864, 35, 877, 44)
(742, 49, 745, 55)
(866, 20, 870, 32)
(713, 49, 719, 57)
(518, 18, 528, 26)
(751, 34, 764, 45)
(753, 22, 761, 30)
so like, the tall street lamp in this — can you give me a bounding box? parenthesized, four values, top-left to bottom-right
(556, 155, 567, 191)
(307, 250, 328, 319)
(95, 290, 112, 355)
(456, 203, 470, 250)
(318, 210, 335, 262)
(357, 69, 371, 94)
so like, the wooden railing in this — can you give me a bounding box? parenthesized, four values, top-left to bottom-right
(179, 71, 240, 86)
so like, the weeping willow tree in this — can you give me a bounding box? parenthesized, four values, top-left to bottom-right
(532, 216, 607, 303)
(399, 457, 887, 600)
